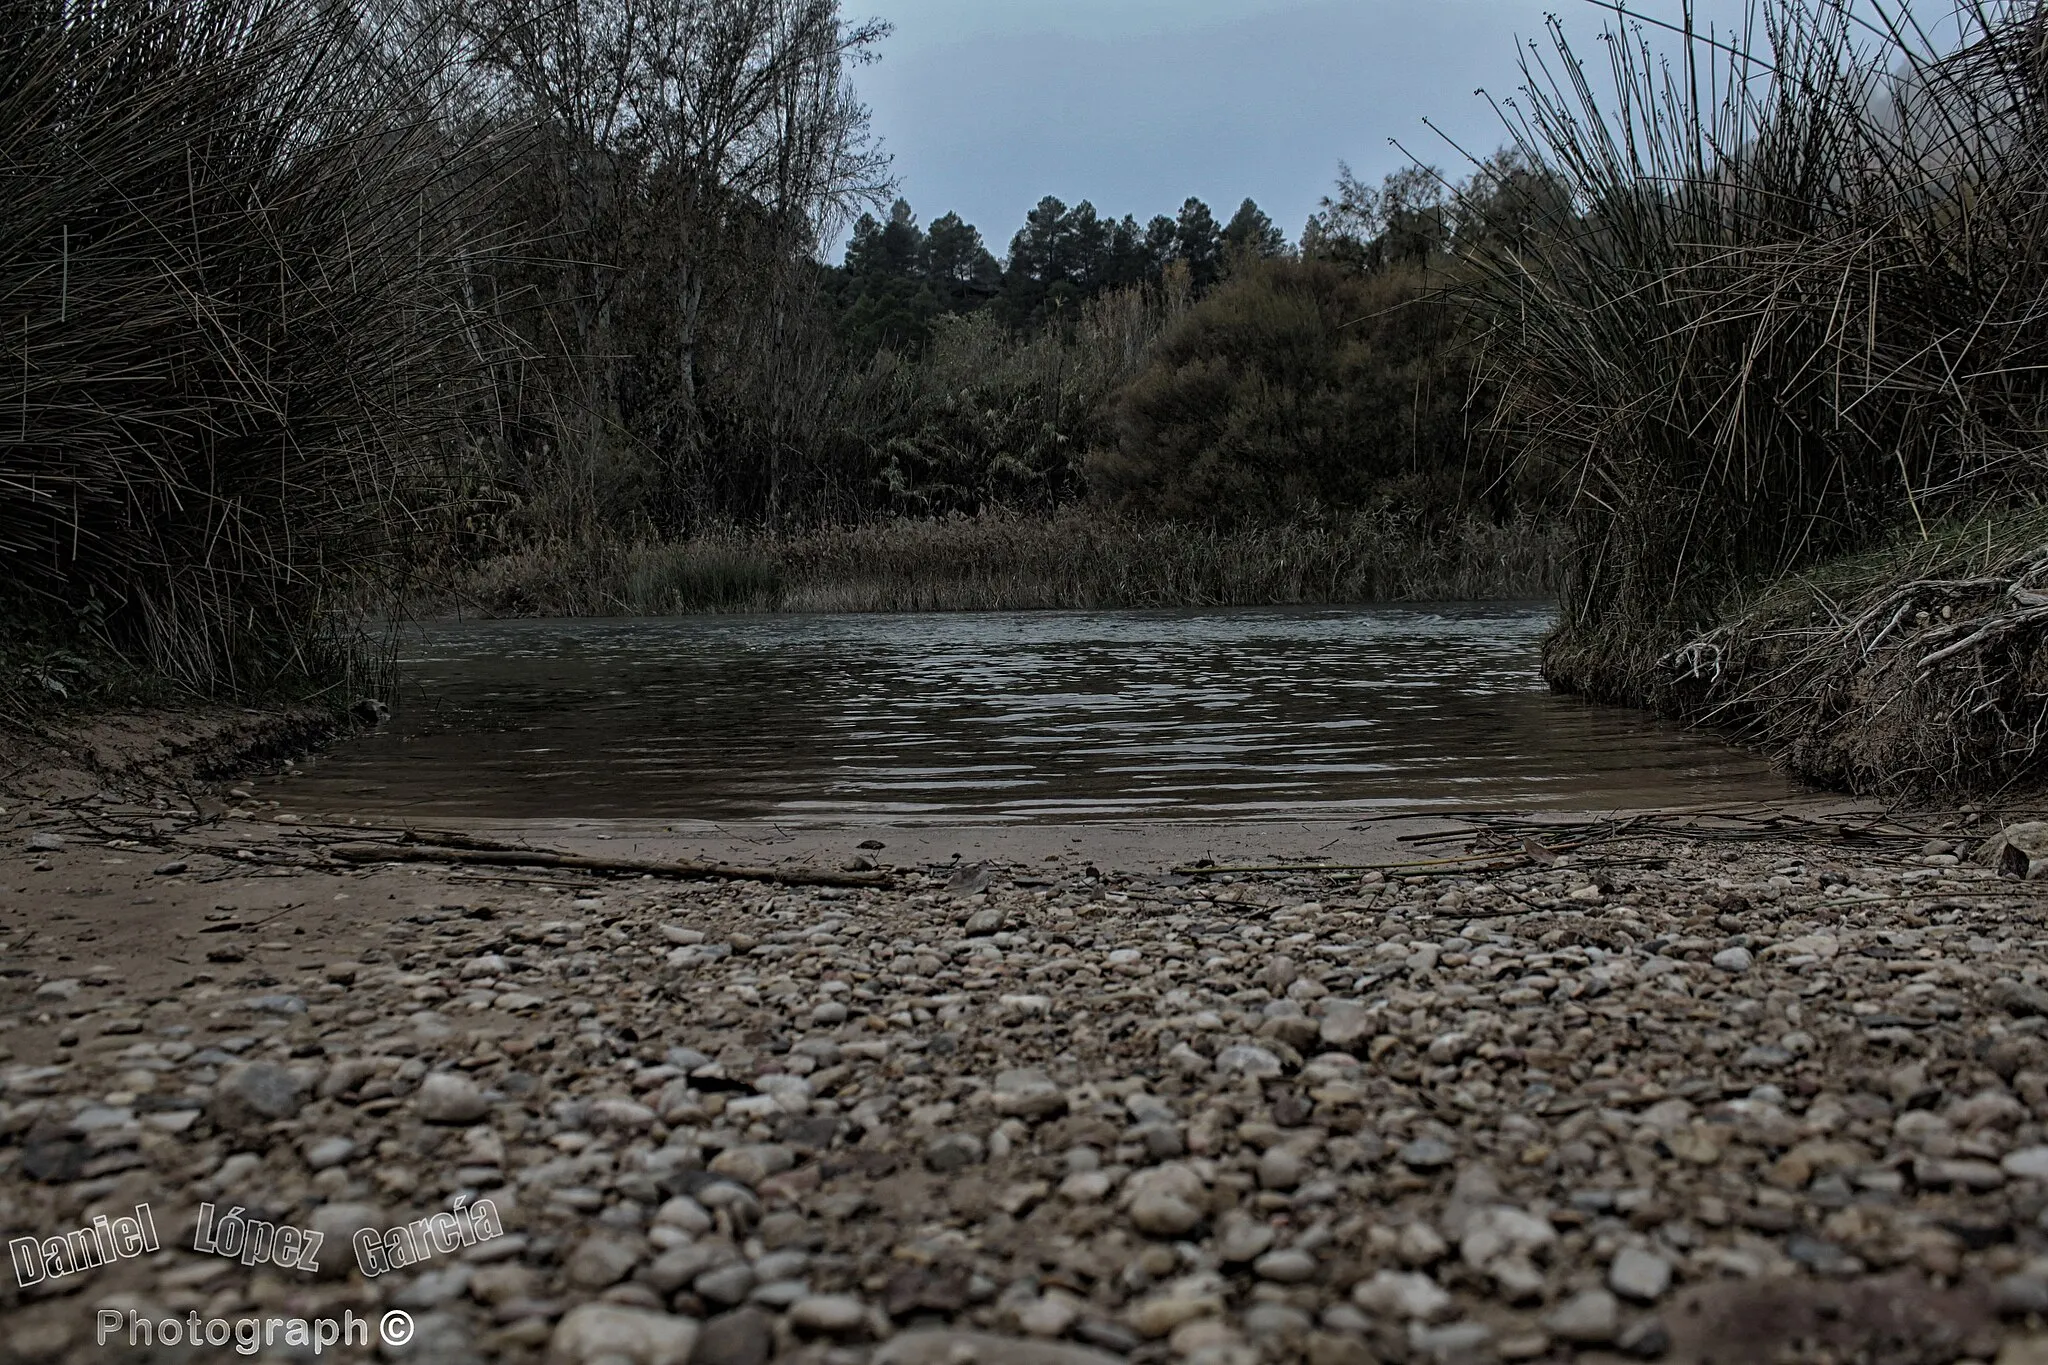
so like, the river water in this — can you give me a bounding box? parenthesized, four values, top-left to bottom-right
(282, 605, 1800, 823)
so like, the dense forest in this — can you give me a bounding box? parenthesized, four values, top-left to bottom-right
(9, 0, 2048, 798)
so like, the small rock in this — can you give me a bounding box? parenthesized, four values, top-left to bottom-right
(1711, 946, 1754, 974)
(546, 1303, 698, 1365)
(1017, 1291, 1083, 1338)
(694, 1263, 757, 1307)
(1997, 1274, 2048, 1316)
(26, 833, 63, 852)
(993, 1069, 1067, 1120)
(1408, 1320, 1492, 1363)
(708, 1143, 794, 1186)
(2004, 1147, 2048, 1180)
(1129, 1186, 1203, 1237)
(1398, 1221, 1448, 1266)
(1544, 1289, 1620, 1345)
(1216, 1212, 1276, 1263)
(1608, 1245, 1672, 1302)
(1253, 1248, 1317, 1283)
(1352, 1270, 1452, 1322)
(788, 1294, 868, 1337)
(1257, 1146, 1304, 1190)
(1617, 1316, 1672, 1359)
(690, 1309, 773, 1365)
(925, 1132, 985, 1173)
(1214, 1044, 1284, 1080)
(874, 1329, 1127, 1364)
(302, 1136, 354, 1170)
(1319, 1001, 1376, 1050)
(415, 1072, 489, 1124)
(1398, 1136, 1455, 1170)
(565, 1235, 644, 1289)
(210, 1061, 307, 1127)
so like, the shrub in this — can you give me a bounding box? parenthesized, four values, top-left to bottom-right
(1090, 260, 1484, 524)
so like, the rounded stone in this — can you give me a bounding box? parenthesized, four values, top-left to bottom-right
(1609, 1245, 1672, 1302)
(788, 1294, 868, 1336)
(414, 1072, 489, 1124)
(1252, 1248, 1318, 1284)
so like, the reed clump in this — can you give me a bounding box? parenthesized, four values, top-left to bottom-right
(1466, 0, 2048, 744)
(454, 506, 1561, 617)
(0, 0, 489, 721)
(1657, 506, 2048, 798)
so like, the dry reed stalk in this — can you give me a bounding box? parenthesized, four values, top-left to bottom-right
(1458, 1, 2048, 710)
(0, 0, 500, 717)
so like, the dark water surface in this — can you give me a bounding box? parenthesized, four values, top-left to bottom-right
(283, 606, 1801, 822)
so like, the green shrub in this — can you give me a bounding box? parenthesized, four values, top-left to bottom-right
(1089, 260, 1485, 524)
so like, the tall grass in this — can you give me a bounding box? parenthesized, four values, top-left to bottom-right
(0, 0, 492, 717)
(451, 505, 1561, 616)
(1463, 0, 2048, 703)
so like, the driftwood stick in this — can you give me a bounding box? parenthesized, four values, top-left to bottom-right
(320, 843, 889, 888)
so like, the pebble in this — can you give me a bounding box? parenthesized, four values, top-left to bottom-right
(874, 1330, 1127, 1364)
(1353, 1270, 1453, 1322)
(2005, 1147, 2048, 1180)
(565, 1235, 644, 1289)
(1252, 1247, 1317, 1283)
(1712, 945, 1755, 973)
(691, 1309, 773, 1365)
(787, 1294, 867, 1336)
(1213, 1044, 1283, 1079)
(1399, 1136, 1455, 1170)
(414, 1071, 489, 1123)
(209, 1061, 306, 1126)
(1544, 1288, 1620, 1344)
(302, 1135, 354, 1170)
(11, 819, 2048, 1364)
(1608, 1245, 1673, 1302)
(992, 1068, 1067, 1119)
(1256, 1145, 1303, 1190)
(547, 1303, 699, 1365)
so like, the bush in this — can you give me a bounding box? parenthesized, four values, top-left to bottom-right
(1089, 260, 1485, 524)
(1464, 2, 2048, 703)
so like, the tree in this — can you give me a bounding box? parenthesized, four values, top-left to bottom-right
(924, 211, 1000, 303)
(1222, 197, 1286, 262)
(462, 0, 892, 526)
(1173, 197, 1223, 288)
(1300, 162, 1450, 271)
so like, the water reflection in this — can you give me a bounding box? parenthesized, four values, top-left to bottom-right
(284, 605, 1801, 821)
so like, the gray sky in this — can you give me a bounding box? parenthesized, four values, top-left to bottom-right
(842, 0, 1767, 258)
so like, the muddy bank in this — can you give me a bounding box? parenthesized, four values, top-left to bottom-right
(0, 706, 347, 808)
(7, 780, 2048, 1364)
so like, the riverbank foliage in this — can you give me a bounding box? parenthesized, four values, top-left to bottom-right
(29, 0, 2048, 805)
(0, 0, 486, 715)
(455, 506, 1559, 616)
(1461, 1, 2048, 793)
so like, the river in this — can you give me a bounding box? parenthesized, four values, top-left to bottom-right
(281, 605, 1800, 823)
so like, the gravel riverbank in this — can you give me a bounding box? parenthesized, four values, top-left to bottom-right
(7, 795, 2048, 1365)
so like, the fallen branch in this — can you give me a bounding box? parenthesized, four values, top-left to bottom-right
(320, 843, 890, 888)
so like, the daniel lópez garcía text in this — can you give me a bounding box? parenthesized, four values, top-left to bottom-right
(9, 1193, 506, 1289)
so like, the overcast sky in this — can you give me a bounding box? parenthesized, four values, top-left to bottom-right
(838, 0, 1772, 259)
